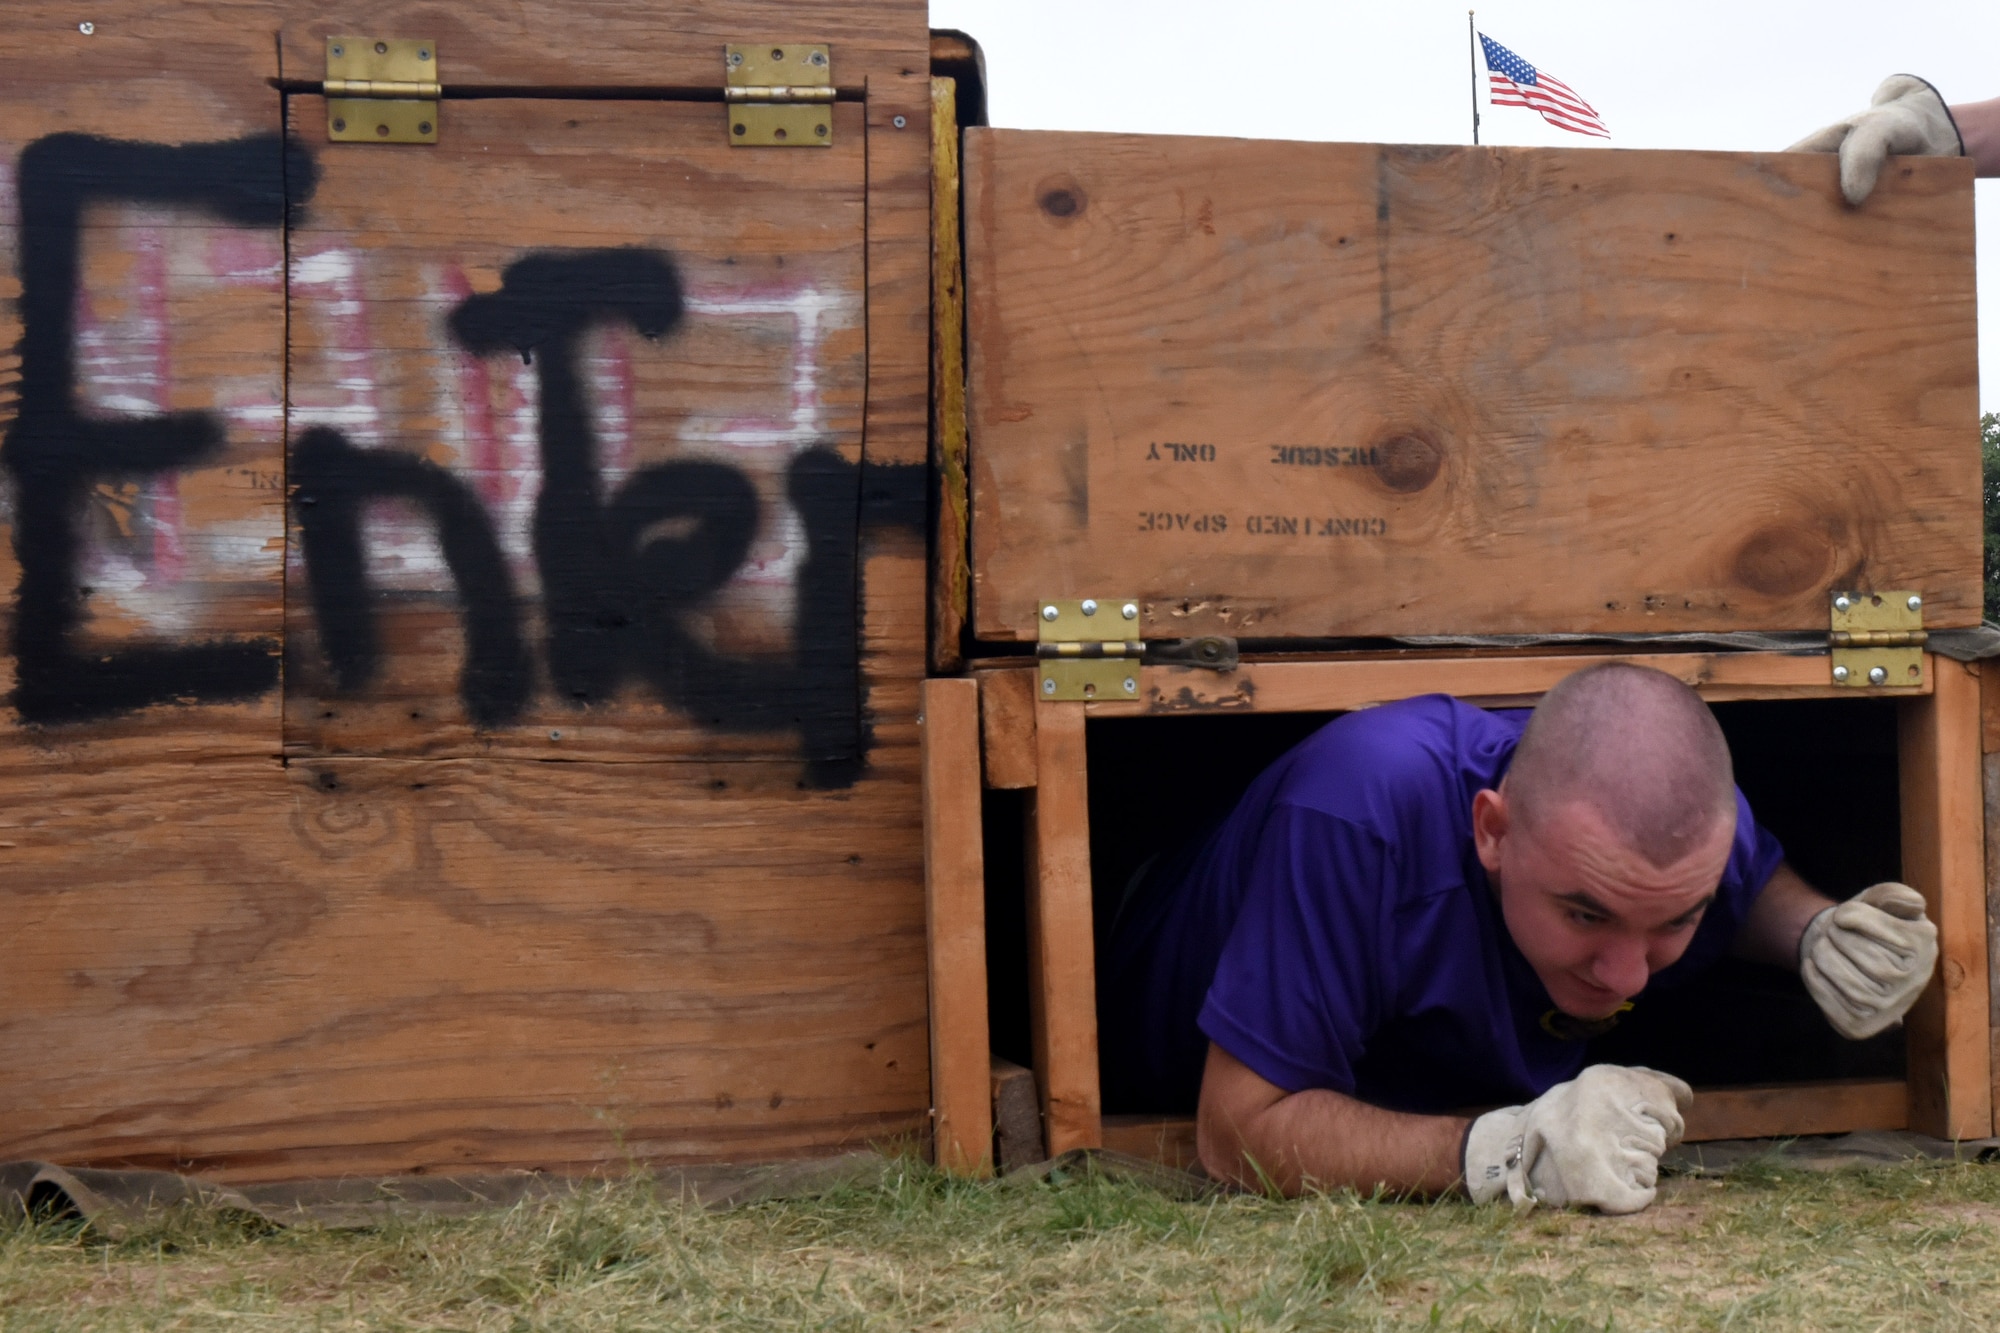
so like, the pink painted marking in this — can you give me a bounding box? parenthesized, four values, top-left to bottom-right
(133, 223, 187, 582)
(590, 324, 636, 483)
(204, 229, 284, 290)
(440, 263, 506, 508)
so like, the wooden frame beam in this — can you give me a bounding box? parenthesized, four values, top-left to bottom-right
(1900, 656, 1993, 1139)
(971, 648, 1984, 1164)
(921, 679, 992, 1175)
(1025, 701, 1100, 1153)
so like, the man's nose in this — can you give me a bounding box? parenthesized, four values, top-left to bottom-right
(1590, 936, 1651, 997)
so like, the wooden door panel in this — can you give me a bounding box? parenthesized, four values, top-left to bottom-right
(284, 97, 868, 762)
(964, 132, 1981, 643)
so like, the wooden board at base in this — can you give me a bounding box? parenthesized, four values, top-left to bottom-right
(964, 133, 1980, 643)
(0, 755, 928, 1180)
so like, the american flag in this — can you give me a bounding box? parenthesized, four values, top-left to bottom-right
(1478, 33, 1608, 139)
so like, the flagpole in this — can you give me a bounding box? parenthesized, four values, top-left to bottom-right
(1468, 11, 1481, 145)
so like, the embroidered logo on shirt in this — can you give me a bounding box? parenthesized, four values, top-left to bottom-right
(1539, 1002, 1634, 1041)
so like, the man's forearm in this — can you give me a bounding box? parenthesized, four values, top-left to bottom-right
(1730, 862, 1833, 970)
(1950, 97, 2000, 175)
(1195, 1044, 1468, 1196)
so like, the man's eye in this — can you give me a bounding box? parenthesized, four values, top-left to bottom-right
(1567, 911, 1604, 927)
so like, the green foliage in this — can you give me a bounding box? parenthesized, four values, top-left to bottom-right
(1985, 412, 2000, 621)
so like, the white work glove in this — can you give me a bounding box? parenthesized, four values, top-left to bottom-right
(1787, 75, 1964, 205)
(1464, 1064, 1692, 1215)
(1800, 881, 1939, 1040)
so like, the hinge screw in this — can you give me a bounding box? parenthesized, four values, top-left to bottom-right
(1042, 604, 1059, 622)
(1122, 602, 1138, 620)
(1081, 599, 1098, 616)
(1833, 595, 1853, 613)
(1907, 595, 1923, 612)
(1833, 665, 1850, 683)
(1042, 677, 1057, 695)
(1869, 666, 1888, 686)
(1123, 677, 1137, 694)
(77, 21, 93, 34)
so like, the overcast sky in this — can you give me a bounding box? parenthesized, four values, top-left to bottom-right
(929, 0, 2000, 416)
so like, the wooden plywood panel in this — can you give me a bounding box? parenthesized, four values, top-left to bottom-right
(0, 755, 927, 1180)
(0, 16, 287, 758)
(965, 133, 1980, 643)
(284, 98, 869, 765)
(1, 4, 937, 1180)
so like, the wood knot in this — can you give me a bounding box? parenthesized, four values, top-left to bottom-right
(1036, 175, 1086, 222)
(1732, 524, 1833, 598)
(1374, 432, 1443, 493)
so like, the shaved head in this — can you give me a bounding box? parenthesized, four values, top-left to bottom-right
(1505, 664, 1735, 869)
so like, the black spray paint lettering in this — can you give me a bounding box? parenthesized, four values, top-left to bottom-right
(293, 249, 921, 788)
(4, 138, 925, 785)
(2, 133, 319, 723)
(290, 426, 533, 728)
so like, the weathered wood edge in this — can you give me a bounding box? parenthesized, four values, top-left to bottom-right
(1073, 651, 1925, 717)
(928, 74, 970, 674)
(1901, 658, 1993, 1139)
(921, 679, 992, 1176)
(1025, 701, 1100, 1154)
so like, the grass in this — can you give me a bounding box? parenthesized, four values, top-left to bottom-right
(7, 1155, 2000, 1330)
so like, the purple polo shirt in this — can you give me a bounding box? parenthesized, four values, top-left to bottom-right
(1096, 695, 1785, 1115)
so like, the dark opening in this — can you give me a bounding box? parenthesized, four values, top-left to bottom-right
(1076, 694, 1905, 1115)
(984, 787, 1034, 1069)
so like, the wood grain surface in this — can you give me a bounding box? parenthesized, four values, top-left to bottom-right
(1077, 649, 1923, 719)
(928, 76, 970, 673)
(922, 678, 991, 1176)
(284, 97, 868, 760)
(276, 1, 924, 91)
(0, 755, 928, 1178)
(964, 133, 1980, 643)
(991, 1056, 1045, 1171)
(0, 1, 936, 1179)
(0, 16, 288, 758)
(1900, 657, 1993, 1139)
(978, 665, 1037, 788)
(1024, 701, 1101, 1154)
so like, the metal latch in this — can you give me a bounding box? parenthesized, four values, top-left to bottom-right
(326, 38, 438, 143)
(1038, 599, 1142, 701)
(726, 44, 834, 146)
(1829, 591, 1926, 689)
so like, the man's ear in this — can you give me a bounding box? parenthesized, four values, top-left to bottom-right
(1472, 787, 1507, 876)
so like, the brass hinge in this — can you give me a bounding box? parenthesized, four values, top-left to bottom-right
(1829, 591, 1926, 689)
(726, 43, 834, 146)
(1037, 599, 1143, 701)
(326, 38, 439, 143)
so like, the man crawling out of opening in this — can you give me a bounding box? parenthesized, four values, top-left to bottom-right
(1097, 663, 1939, 1213)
